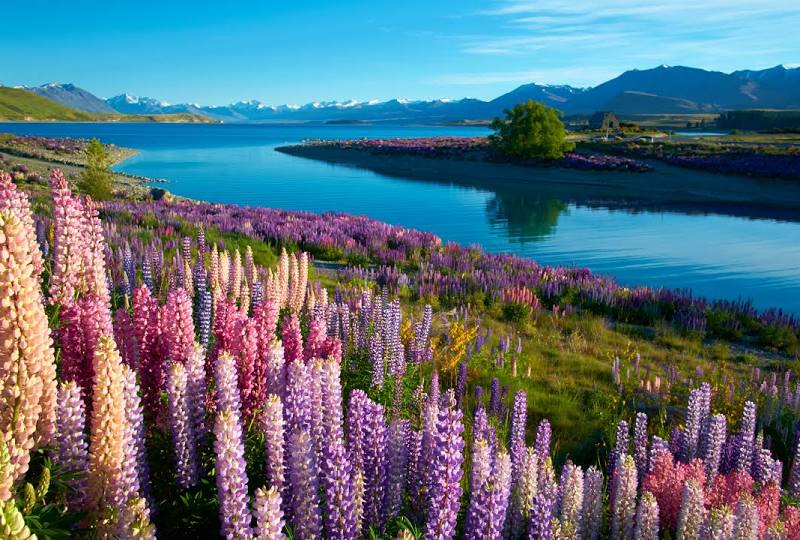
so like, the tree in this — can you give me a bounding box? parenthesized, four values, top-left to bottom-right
(489, 100, 574, 160)
(79, 139, 113, 200)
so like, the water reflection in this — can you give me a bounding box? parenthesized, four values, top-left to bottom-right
(486, 193, 568, 242)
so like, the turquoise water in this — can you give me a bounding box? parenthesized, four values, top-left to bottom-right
(2, 122, 799, 313)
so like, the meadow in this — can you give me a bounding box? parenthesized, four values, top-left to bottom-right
(0, 154, 798, 540)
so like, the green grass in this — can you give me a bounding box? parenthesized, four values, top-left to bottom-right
(0, 86, 216, 123)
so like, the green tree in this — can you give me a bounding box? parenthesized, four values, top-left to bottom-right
(489, 100, 574, 160)
(79, 139, 113, 200)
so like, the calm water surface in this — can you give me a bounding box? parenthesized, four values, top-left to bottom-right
(2, 122, 799, 312)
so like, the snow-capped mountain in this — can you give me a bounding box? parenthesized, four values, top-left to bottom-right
(27, 83, 117, 114)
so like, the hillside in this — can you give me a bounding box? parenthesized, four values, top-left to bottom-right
(0, 86, 216, 123)
(0, 86, 96, 120)
(28, 83, 117, 113)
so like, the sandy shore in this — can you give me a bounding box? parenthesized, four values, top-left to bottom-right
(276, 144, 800, 221)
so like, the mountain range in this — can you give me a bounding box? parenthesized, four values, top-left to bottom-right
(20, 64, 800, 123)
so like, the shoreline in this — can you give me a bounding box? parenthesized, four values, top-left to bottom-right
(276, 143, 800, 221)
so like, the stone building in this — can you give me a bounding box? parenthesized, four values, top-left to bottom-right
(589, 111, 620, 130)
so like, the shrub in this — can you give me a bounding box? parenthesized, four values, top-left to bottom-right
(489, 100, 574, 160)
(79, 139, 113, 200)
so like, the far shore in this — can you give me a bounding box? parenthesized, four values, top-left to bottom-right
(276, 143, 800, 221)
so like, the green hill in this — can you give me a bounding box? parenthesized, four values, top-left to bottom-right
(0, 86, 96, 120)
(0, 86, 217, 123)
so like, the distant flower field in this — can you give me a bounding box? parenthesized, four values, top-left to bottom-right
(0, 168, 798, 538)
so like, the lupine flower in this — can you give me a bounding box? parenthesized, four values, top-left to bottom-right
(321, 440, 357, 540)
(704, 414, 727, 483)
(48, 169, 87, 305)
(87, 337, 152, 536)
(582, 467, 604, 540)
(633, 491, 659, 540)
(611, 455, 638, 540)
(0, 210, 58, 498)
(284, 361, 311, 435)
(121, 365, 152, 511)
(675, 479, 705, 540)
(166, 362, 198, 489)
(558, 463, 584, 539)
(534, 419, 551, 459)
(54, 381, 89, 511)
(732, 496, 759, 540)
(736, 402, 757, 473)
(611, 420, 630, 477)
(528, 459, 557, 540)
(287, 429, 323, 540)
(113, 308, 137, 368)
(424, 391, 464, 540)
(509, 446, 538, 539)
(214, 410, 253, 540)
(466, 442, 512, 540)
(133, 286, 162, 414)
(281, 313, 303, 364)
(455, 361, 467, 408)
(703, 506, 734, 540)
(489, 378, 500, 417)
(161, 288, 195, 364)
(254, 486, 285, 540)
(384, 419, 409, 521)
(511, 390, 527, 448)
(185, 344, 208, 443)
(259, 395, 286, 501)
(633, 412, 648, 479)
(363, 400, 388, 530)
(643, 450, 705, 530)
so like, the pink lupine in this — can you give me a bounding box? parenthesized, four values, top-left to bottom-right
(706, 470, 754, 511)
(113, 307, 138, 368)
(0, 172, 43, 278)
(161, 288, 195, 364)
(755, 483, 780, 537)
(133, 286, 162, 414)
(82, 196, 111, 305)
(49, 169, 87, 305)
(234, 318, 260, 421)
(303, 312, 327, 361)
(642, 451, 705, 531)
(281, 313, 303, 364)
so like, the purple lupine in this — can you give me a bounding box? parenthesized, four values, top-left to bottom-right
(648, 436, 669, 473)
(363, 400, 388, 531)
(321, 358, 344, 442)
(683, 386, 709, 462)
(369, 331, 384, 387)
(633, 412, 648, 480)
(633, 491, 659, 540)
(534, 419, 551, 459)
(405, 428, 424, 521)
(475, 385, 484, 410)
(214, 410, 253, 540)
(215, 352, 243, 418)
(528, 461, 557, 540)
(509, 447, 538, 539)
(611, 455, 637, 540)
(468, 446, 512, 540)
(254, 486, 286, 540)
(186, 344, 208, 443)
(735, 401, 757, 472)
(456, 361, 467, 409)
(611, 420, 630, 477)
(346, 390, 369, 474)
(121, 365, 151, 511)
(384, 419, 409, 521)
(429, 370, 440, 408)
(582, 467, 604, 540)
(284, 361, 311, 434)
(54, 382, 89, 512)
(198, 289, 213, 349)
(166, 362, 199, 489)
(465, 438, 492, 537)
(321, 440, 357, 540)
(732, 496, 759, 539)
(511, 390, 528, 448)
(489, 378, 500, 417)
(675, 480, 706, 540)
(259, 395, 286, 497)
(702, 414, 726, 483)
(287, 429, 323, 540)
(308, 361, 325, 460)
(424, 391, 465, 540)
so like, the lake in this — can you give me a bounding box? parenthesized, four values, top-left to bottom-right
(2, 122, 799, 313)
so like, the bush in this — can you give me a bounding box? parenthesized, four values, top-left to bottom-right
(79, 139, 113, 200)
(490, 100, 574, 160)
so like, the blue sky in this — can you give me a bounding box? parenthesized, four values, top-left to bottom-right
(2, 0, 798, 105)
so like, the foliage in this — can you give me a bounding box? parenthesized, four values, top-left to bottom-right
(78, 139, 114, 200)
(489, 100, 574, 159)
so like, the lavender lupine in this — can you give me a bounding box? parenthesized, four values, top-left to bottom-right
(384, 419, 409, 521)
(363, 400, 388, 530)
(704, 414, 727, 483)
(735, 401, 758, 474)
(287, 429, 323, 540)
(789, 437, 800, 498)
(732, 496, 759, 540)
(54, 382, 89, 511)
(611, 420, 630, 477)
(466, 443, 512, 540)
(320, 440, 357, 540)
(284, 361, 311, 435)
(528, 460, 557, 540)
(259, 396, 286, 500)
(534, 420, 551, 459)
(489, 378, 500, 417)
(424, 391, 465, 540)
(214, 409, 253, 540)
(511, 390, 528, 448)
(254, 486, 285, 540)
(633, 492, 659, 540)
(509, 447, 538, 539)
(558, 464, 584, 539)
(633, 412, 649, 479)
(346, 390, 369, 475)
(186, 344, 207, 443)
(683, 386, 709, 462)
(121, 365, 152, 511)
(611, 455, 637, 540)
(456, 361, 467, 409)
(166, 362, 198, 489)
(675, 480, 706, 540)
(198, 289, 213, 349)
(582, 467, 604, 540)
